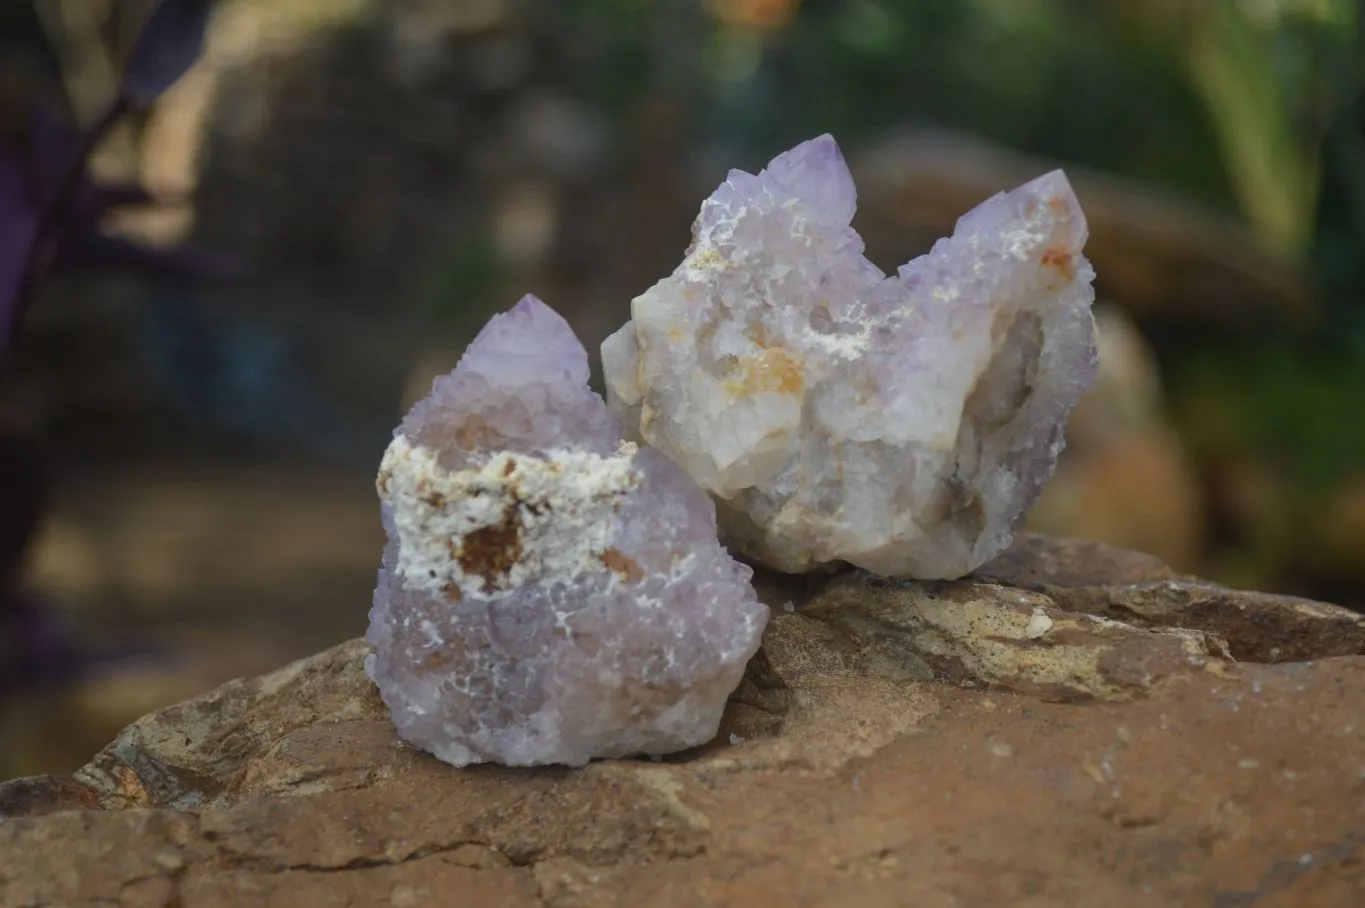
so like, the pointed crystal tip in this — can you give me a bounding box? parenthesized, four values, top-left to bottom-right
(757, 133, 858, 227)
(457, 294, 590, 388)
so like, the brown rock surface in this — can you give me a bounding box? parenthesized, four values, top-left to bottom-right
(3, 535, 1364, 907)
(979, 534, 1365, 663)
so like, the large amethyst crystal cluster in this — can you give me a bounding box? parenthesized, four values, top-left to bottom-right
(603, 135, 1098, 579)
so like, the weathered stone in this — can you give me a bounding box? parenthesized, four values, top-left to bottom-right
(70, 637, 380, 812)
(0, 773, 99, 818)
(800, 572, 1230, 701)
(978, 533, 1365, 663)
(2, 535, 1362, 908)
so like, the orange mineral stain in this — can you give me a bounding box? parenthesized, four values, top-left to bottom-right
(724, 348, 805, 397)
(1040, 245, 1075, 281)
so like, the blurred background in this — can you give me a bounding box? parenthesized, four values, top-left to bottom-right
(1, 0, 1362, 779)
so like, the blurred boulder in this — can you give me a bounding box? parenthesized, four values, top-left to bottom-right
(1026, 304, 1205, 571)
(1304, 471, 1365, 598)
(853, 128, 1313, 329)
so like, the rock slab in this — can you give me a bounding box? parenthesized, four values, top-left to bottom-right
(3, 534, 1364, 907)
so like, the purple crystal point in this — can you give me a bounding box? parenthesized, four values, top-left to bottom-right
(604, 135, 1099, 580)
(457, 293, 591, 387)
(759, 133, 857, 225)
(368, 296, 767, 768)
(399, 294, 619, 468)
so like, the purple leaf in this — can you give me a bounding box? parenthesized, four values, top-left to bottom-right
(0, 591, 71, 690)
(3, 0, 221, 359)
(0, 147, 39, 355)
(0, 435, 49, 583)
(120, 0, 215, 108)
(0, 591, 162, 694)
(26, 107, 79, 196)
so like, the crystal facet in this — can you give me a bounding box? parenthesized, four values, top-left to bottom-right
(367, 295, 768, 767)
(602, 135, 1099, 579)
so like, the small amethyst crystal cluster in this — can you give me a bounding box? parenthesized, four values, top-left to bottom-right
(368, 135, 1099, 768)
(366, 296, 767, 767)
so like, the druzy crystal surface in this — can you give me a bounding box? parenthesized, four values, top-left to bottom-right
(602, 135, 1099, 579)
(366, 296, 768, 767)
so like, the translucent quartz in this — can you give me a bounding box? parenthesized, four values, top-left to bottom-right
(603, 135, 1098, 579)
(367, 296, 768, 767)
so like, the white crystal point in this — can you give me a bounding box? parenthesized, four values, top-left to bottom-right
(367, 295, 768, 768)
(603, 137, 1099, 580)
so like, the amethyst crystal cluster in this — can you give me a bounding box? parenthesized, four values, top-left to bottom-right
(368, 135, 1098, 767)
(603, 135, 1098, 579)
(366, 296, 767, 767)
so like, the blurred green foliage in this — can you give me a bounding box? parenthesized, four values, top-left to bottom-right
(537, 0, 1365, 591)
(1177, 340, 1365, 491)
(545, 0, 1362, 259)
(1183, 0, 1357, 253)
(723, 1, 1230, 206)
